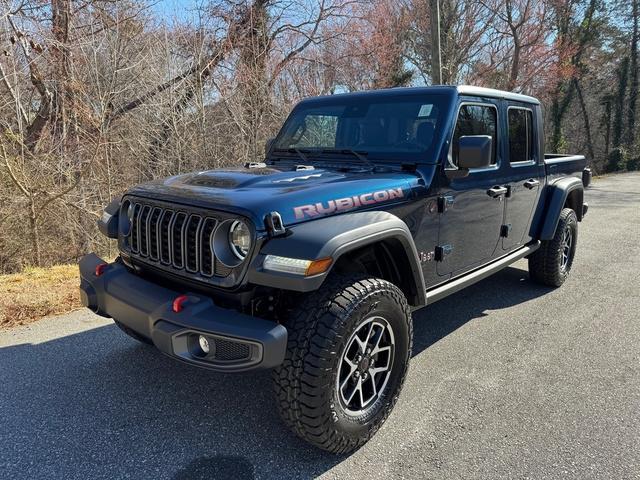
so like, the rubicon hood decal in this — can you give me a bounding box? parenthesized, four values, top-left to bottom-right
(294, 188, 405, 219)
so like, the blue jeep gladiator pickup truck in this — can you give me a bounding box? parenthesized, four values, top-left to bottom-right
(80, 86, 590, 453)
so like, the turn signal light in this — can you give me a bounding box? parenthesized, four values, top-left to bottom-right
(305, 258, 333, 276)
(263, 255, 333, 276)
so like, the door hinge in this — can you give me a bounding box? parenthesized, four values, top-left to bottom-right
(435, 244, 453, 261)
(437, 195, 455, 213)
(500, 224, 512, 238)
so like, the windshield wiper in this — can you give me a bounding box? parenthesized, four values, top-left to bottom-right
(321, 148, 377, 171)
(272, 147, 315, 168)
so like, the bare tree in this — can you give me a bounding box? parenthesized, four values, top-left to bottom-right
(0, 0, 638, 272)
(406, 0, 493, 84)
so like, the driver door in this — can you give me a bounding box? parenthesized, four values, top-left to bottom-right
(437, 101, 506, 276)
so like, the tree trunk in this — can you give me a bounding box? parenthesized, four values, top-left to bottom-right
(28, 197, 41, 266)
(627, 0, 639, 147)
(613, 57, 629, 149)
(574, 78, 595, 159)
(508, 39, 521, 91)
(51, 0, 71, 144)
(602, 97, 612, 164)
(549, 82, 575, 152)
(235, 0, 271, 162)
(429, 0, 442, 84)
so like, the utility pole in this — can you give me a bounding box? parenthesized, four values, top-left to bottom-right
(430, 0, 442, 85)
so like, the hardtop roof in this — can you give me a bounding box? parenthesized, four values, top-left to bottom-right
(297, 85, 540, 106)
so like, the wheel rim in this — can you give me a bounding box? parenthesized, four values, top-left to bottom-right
(560, 225, 573, 272)
(336, 316, 395, 416)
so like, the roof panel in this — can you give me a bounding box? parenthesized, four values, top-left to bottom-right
(456, 85, 540, 104)
(296, 85, 539, 105)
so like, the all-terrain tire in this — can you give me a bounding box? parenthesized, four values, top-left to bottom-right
(272, 275, 412, 454)
(114, 320, 153, 345)
(529, 207, 578, 287)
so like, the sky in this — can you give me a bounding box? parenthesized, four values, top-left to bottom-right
(149, 0, 203, 24)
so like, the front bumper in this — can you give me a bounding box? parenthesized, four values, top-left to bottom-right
(79, 254, 287, 372)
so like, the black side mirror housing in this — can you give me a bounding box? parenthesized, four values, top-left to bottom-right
(457, 135, 493, 170)
(265, 137, 275, 157)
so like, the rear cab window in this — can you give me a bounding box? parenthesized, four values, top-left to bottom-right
(508, 107, 535, 163)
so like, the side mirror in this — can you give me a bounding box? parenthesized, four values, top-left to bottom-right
(265, 137, 275, 157)
(457, 135, 492, 170)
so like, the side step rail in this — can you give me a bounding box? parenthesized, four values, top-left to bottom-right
(426, 241, 541, 305)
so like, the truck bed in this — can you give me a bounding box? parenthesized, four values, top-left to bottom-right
(544, 153, 587, 182)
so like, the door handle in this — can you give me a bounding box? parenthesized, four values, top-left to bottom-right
(523, 179, 540, 189)
(487, 185, 508, 198)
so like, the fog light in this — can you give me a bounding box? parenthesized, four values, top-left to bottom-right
(198, 335, 210, 354)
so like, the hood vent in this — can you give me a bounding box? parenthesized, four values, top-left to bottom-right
(187, 177, 239, 188)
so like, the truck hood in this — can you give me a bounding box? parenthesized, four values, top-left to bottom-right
(126, 165, 424, 230)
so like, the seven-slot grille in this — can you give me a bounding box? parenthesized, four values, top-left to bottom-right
(123, 200, 232, 278)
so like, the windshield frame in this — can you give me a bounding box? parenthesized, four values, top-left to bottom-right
(269, 91, 456, 165)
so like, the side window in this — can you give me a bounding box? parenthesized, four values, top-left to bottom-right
(452, 104, 497, 166)
(508, 108, 534, 163)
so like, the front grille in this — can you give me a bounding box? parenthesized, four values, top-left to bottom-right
(121, 197, 241, 281)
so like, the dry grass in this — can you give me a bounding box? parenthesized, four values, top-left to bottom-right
(0, 264, 80, 329)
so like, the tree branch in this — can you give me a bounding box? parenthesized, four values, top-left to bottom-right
(0, 139, 30, 197)
(0, 59, 29, 125)
(108, 46, 228, 122)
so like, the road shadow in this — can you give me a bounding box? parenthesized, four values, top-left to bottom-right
(411, 264, 554, 356)
(0, 265, 551, 479)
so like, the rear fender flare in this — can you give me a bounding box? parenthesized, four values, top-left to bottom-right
(540, 177, 584, 240)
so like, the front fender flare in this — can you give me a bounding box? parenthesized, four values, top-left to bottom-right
(247, 211, 426, 306)
(97, 197, 121, 239)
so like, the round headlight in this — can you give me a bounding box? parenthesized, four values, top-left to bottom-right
(120, 200, 133, 236)
(229, 220, 251, 259)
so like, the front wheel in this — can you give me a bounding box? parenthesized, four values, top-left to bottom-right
(529, 207, 578, 287)
(272, 275, 412, 454)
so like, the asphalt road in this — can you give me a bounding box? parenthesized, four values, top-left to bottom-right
(1, 173, 639, 480)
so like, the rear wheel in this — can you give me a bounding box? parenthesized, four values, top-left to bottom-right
(529, 207, 578, 287)
(273, 275, 412, 454)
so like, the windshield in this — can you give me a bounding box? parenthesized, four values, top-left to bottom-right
(273, 94, 451, 162)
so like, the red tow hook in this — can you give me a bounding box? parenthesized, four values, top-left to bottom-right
(95, 263, 109, 277)
(172, 295, 189, 313)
